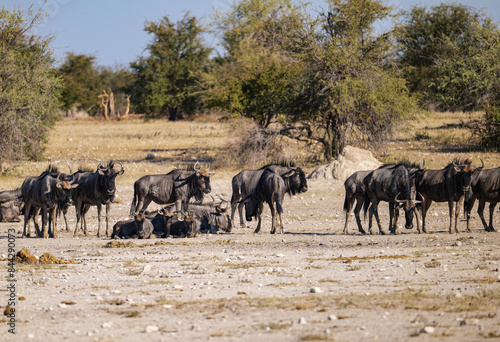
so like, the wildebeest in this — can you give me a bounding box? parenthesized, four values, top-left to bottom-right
(416, 158, 483, 234)
(230, 162, 307, 228)
(184, 203, 232, 233)
(111, 213, 154, 239)
(0, 199, 21, 222)
(130, 163, 212, 216)
(72, 161, 124, 237)
(242, 169, 286, 234)
(464, 165, 499, 232)
(343, 170, 372, 234)
(363, 163, 422, 235)
(21, 166, 78, 238)
(168, 212, 199, 238)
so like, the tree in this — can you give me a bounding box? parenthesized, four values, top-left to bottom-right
(59, 53, 101, 114)
(0, 6, 60, 161)
(130, 13, 212, 120)
(397, 3, 500, 110)
(208, 0, 419, 161)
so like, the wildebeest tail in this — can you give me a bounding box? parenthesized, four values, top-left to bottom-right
(343, 193, 350, 212)
(274, 193, 283, 215)
(129, 185, 138, 218)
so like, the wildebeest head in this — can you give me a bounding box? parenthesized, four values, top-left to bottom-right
(212, 205, 232, 232)
(56, 174, 78, 205)
(193, 162, 212, 195)
(282, 167, 308, 195)
(184, 212, 200, 238)
(243, 196, 259, 222)
(450, 158, 484, 194)
(97, 160, 124, 197)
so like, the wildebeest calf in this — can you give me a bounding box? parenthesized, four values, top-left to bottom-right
(0, 199, 21, 222)
(111, 214, 154, 239)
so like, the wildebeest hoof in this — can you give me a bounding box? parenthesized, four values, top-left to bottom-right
(379, 230, 386, 235)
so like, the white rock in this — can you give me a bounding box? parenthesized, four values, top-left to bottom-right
(142, 265, 152, 274)
(102, 322, 113, 329)
(58, 303, 67, 308)
(328, 315, 338, 321)
(310, 287, 322, 293)
(276, 253, 285, 258)
(421, 326, 435, 334)
(298, 317, 307, 324)
(28, 334, 35, 339)
(145, 325, 159, 333)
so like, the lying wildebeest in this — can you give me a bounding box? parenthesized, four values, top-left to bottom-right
(168, 212, 199, 238)
(111, 213, 154, 239)
(0, 199, 21, 222)
(230, 161, 307, 229)
(21, 166, 78, 238)
(184, 203, 232, 233)
(363, 162, 422, 235)
(130, 162, 212, 216)
(72, 161, 124, 237)
(343, 170, 373, 234)
(464, 164, 499, 232)
(242, 169, 286, 234)
(417, 158, 483, 234)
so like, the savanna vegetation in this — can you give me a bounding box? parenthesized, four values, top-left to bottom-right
(2, 0, 500, 167)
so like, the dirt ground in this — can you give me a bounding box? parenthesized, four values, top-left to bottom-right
(1, 177, 500, 342)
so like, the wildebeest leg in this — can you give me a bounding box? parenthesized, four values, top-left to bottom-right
(414, 209, 421, 233)
(82, 204, 91, 236)
(269, 201, 276, 234)
(371, 200, 386, 235)
(105, 203, 110, 236)
(465, 197, 476, 233)
(50, 208, 57, 238)
(238, 201, 245, 228)
(22, 203, 32, 238)
(421, 198, 432, 234)
(487, 202, 497, 232)
(454, 198, 463, 233)
(388, 202, 395, 234)
(96, 203, 102, 237)
(476, 199, 487, 231)
(63, 206, 69, 232)
(41, 206, 48, 239)
(392, 203, 400, 235)
(253, 203, 263, 234)
(353, 197, 366, 235)
(74, 201, 82, 237)
(447, 200, 455, 234)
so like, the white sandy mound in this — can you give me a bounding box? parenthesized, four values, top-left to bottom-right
(308, 145, 381, 182)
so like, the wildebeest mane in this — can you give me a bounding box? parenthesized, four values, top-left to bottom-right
(39, 165, 61, 178)
(77, 165, 95, 173)
(259, 159, 297, 170)
(445, 158, 472, 169)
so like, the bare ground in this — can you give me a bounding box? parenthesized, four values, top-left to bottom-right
(1, 176, 500, 342)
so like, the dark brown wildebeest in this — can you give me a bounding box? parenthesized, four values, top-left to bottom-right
(230, 162, 307, 229)
(168, 212, 200, 238)
(242, 169, 286, 234)
(72, 161, 124, 237)
(21, 166, 78, 238)
(416, 158, 483, 234)
(130, 163, 212, 216)
(343, 170, 372, 235)
(464, 165, 499, 232)
(111, 213, 154, 239)
(363, 163, 421, 235)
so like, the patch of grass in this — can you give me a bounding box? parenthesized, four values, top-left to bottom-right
(319, 278, 340, 283)
(103, 298, 125, 306)
(307, 255, 411, 263)
(210, 331, 234, 338)
(300, 334, 332, 341)
(260, 321, 293, 330)
(424, 259, 441, 268)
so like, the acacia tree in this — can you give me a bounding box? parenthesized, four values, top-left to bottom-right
(0, 7, 60, 161)
(208, 0, 418, 161)
(130, 13, 212, 120)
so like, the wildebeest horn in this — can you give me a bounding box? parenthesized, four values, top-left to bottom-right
(205, 162, 210, 172)
(114, 160, 124, 174)
(419, 159, 425, 170)
(394, 192, 406, 203)
(67, 163, 73, 175)
(216, 192, 230, 202)
(194, 161, 201, 172)
(97, 162, 107, 172)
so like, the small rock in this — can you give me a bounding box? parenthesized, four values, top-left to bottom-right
(145, 325, 159, 333)
(102, 322, 113, 329)
(276, 253, 285, 258)
(28, 334, 35, 339)
(454, 241, 463, 247)
(310, 287, 322, 294)
(415, 269, 422, 274)
(142, 265, 152, 274)
(328, 315, 338, 321)
(298, 317, 307, 324)
(57, 303, 67, 308)
(421, 326, 435, 334)
(455, 292, 463, 298)
(324, 328, 331, 335)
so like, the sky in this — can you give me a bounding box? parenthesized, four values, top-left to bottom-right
(3, 0, 500, 67)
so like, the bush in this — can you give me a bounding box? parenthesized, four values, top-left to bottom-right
(473, 107, 500, 151)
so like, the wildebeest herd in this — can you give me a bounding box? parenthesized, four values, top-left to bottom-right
(0, 157, 498, 238)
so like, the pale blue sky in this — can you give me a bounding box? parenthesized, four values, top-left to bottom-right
(3, 0, 499, 67)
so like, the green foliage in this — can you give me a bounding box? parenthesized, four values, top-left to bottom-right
(208, 0, 419, 161)
(0, 6, 60, 161)
(473, 106, 500, 151)
(130, 13, 212, 120)
(59, 53, 100, 113)
(397, 3, 500, 110)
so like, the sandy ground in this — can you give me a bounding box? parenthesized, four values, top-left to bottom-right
(1, 177, 500, 342)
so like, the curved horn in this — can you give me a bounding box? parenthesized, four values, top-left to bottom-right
(114, 160, 124, 174)
(194, 161, 201, 172)
(419, 159, 425, 171)
(394, 192, 406, 203)
(205, 162, 210, 172)
(479, 158, 485, 170)
(97, 162, 107, 171)
(67, 163, 73, 175)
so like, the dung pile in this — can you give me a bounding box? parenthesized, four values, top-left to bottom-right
(104, 241, 136, 248)
(15, 249, 77, 264)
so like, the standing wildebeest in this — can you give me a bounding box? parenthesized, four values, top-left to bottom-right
(464, 165, 499, 232)
(363, 163, 421, 235)
(72, 161, 124, 237)
(242, 169, 286, 234)
(21, 166, 78, 238)
(417, 158, 482, 234)
(130, 164, 212, 216)
(230, 162, 308, 229)
(343, 170, 372, 234)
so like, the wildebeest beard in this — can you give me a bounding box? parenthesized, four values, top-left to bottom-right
(194, 189, 204, 203)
